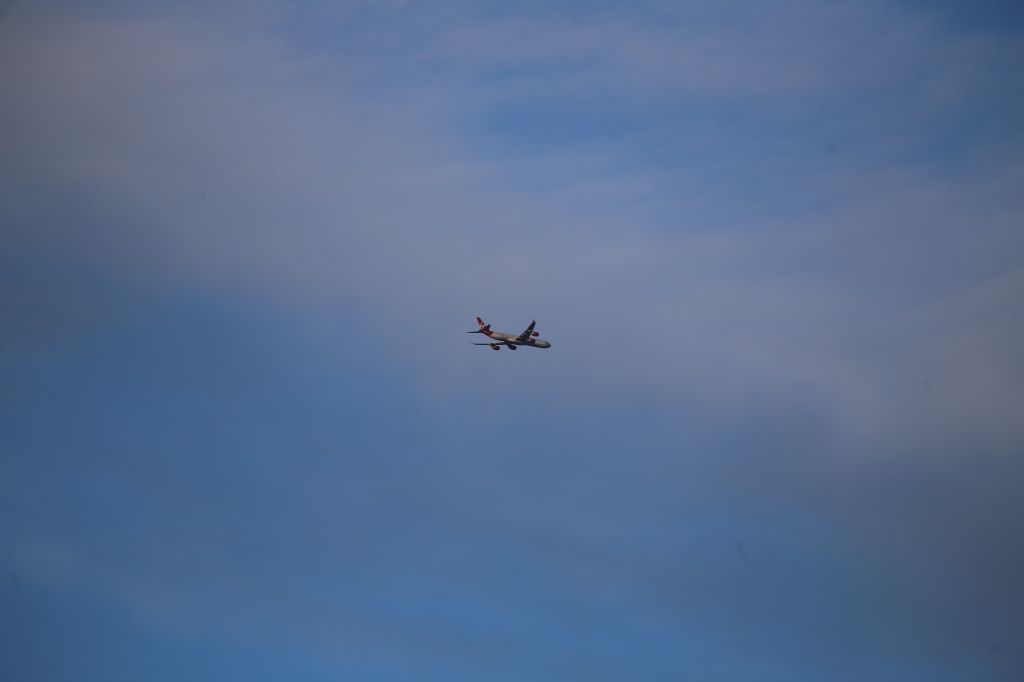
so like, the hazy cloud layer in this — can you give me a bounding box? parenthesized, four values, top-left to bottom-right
(2, 1, 1023, 680)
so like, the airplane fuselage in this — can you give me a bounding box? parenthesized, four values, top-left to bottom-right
(482, 329, 551, 348)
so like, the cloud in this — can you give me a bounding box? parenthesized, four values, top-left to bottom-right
(4, 2, 1023, 447)
(2, 4, 1023, 677)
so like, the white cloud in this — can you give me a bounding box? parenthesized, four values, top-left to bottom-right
(2, 2, 1022, 454)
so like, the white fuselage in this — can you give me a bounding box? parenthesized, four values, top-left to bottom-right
(484, 330, 551, 348)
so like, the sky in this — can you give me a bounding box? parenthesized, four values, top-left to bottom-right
(2, 0, 1023, 679)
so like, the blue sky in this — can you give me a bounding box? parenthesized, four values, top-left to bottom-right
(2, 1, 1023, 679)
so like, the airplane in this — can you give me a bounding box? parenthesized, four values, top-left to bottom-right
(468, 317, 552, 350)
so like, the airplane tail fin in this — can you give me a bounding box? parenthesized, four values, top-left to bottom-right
(467, 316, 492, 334)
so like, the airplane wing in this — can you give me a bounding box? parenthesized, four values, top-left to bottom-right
(515, 320, 537, 343)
